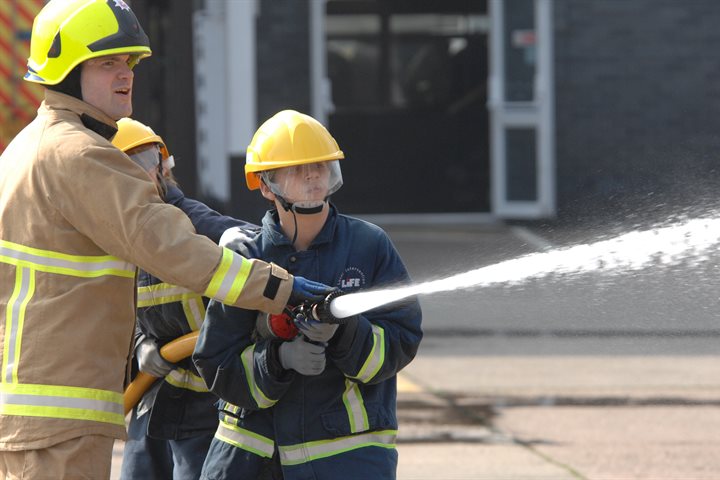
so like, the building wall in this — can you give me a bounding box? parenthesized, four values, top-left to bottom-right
(256, 0, 313, 121)
(554, 0, 720, 221)
(130, 1, 720, 222)
(228, 0, 315, 222)
(132, 0, 198, 200)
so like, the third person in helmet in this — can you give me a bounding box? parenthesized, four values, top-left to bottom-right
(112, 118, 260, 480)
(113, 118, 174, 196)
(193, 110, 423, 479)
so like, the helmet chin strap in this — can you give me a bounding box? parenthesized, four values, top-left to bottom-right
(276, 195, 326, 215)
(276, 195, 327, 247)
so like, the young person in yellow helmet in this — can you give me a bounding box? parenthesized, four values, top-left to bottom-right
(193, 110, 423, 479)
(112, 117, 176, 198)
(0, 2, 331, 478)
(113, 118, 262, 480)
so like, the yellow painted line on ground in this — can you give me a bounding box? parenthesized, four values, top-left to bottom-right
(397, 373, 422, 393)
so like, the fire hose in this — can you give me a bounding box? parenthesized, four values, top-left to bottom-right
(123, 330, 199, 415)
(122, 291, 347, 416)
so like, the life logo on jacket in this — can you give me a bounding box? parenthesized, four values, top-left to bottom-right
(336, 267, 366, 291)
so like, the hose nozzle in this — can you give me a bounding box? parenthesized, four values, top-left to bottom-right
(293, 290, 347, 325)
(312, 290, 346, 324)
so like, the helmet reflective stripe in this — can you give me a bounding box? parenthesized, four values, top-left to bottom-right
(241, 345, 277, 409)
(0, 383, 124, 426)
(343, 380, 369, 434)
(346, 324, 385, 384)
(279, 430, 397, 466)
(204, 248, 252, 304)
(25, 0, 151, 85)
(4, 267, 35, 383)
(0, 239, 135, 278)
(215, 418, 275, 458)
(165, 368, 209, 393)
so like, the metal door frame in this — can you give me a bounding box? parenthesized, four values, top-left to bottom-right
(489, 0, 555, 218)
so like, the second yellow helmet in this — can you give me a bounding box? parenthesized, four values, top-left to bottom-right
(245, 110, 344, 190)
(113, 118, 169, 160)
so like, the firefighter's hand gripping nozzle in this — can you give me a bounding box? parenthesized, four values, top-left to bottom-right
(293, 290, 347, 325)
(259, 291, 347, 342)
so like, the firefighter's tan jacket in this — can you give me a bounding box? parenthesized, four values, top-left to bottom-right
(0, 91, 292, 449)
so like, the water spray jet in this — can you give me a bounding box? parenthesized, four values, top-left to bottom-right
(328, 216, 720, 319)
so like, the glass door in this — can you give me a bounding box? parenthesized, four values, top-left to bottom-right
(489, 0, 555, 218)
(324, 1, 490, 215)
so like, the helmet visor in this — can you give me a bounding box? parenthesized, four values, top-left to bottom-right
(128, 144, 161, 172)
(261, 160, 343, 208)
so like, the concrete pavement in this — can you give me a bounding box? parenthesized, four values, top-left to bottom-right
(111, 221, 720, 479)
(388, 221, 720, 479)
(394, 349, 720, 479)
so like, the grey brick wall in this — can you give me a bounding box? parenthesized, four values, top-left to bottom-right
(554, 0, 720, 221)
(229, 0, 314, 221)
(132, 0, 198, 199)
(256, 0, 312, 123)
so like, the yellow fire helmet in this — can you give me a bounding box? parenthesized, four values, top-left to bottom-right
(245, 110, 344, 191)
(113, 117, 174, 175)
(113, 118, 168, 159)
(24, 0, 151, 85)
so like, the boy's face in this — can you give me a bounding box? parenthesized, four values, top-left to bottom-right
(126, 143, 162, 190)
(263, 162, 332, 204)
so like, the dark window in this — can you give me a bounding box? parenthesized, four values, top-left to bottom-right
(505, 128, 537, 201)
(326, 0, 491, 214)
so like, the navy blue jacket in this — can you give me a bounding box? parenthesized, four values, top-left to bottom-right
(193, 205, 423, 479)
(134, 185, 258, 440)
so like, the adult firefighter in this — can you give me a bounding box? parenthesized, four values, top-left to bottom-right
(193, 110, 423, 479)
(112, 118, 258, 480)
(0, 1, 331, 478)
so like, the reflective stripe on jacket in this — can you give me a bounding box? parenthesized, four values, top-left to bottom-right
(194, 206, 422, 478)
(0, 91, 292, 449)
(134, 190, 260, 440)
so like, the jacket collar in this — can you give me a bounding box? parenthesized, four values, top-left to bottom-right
(42, 90, 119, 140)
(262, 204, 339, 248)
(164, 185, 185, 207)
